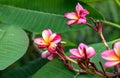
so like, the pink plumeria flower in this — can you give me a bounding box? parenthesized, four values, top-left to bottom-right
(34, 29, 61, 52)
(69, 43, 96, 59)
(101, 41, 120, 68)
(41, 50, 55, 60)
(64, 3, 89, 26)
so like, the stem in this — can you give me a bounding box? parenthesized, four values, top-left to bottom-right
(114, 0, 120, 7)
(73, 68, 80, 73)
(112, 38, 120, 44)
(55, 51, 65, 60)
(90, 62, 98, 71)
(114, 65, 119, 74)
(102, 20, 120, 29)
(86, 23, 97, 31)
(62, 51, 78, 64)
(56, 47, 88, 74)
(99, 62, 107, 77)
(73, 73, 79, 78)
(71, 66, 87, 74)
(56, 47, 77, 64)
(99, 32, 110, 50)
(85, 68, 105, 78)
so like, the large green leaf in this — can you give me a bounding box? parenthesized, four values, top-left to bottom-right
(32, 59, 97, 78)
(0, 58, 48, 78)
(0, 0, 104, 33)
(0, 0, 104, 17)
(32, 42, 112, 78)
(0, 0, 75, 14)
(0, 25, 29, 70)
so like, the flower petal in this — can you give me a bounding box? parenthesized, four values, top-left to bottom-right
(70, 49, 82, 58)
(80, 9, 89, 17)
(101, 50, 119, 61)
(114, 41, 120, 57)
(38, 45, 47, 49)
(34, 38, 48, 48)
(50, 33, 61, 43)
(86, 47, 96, 58)
(34, 38, 43, 45)
(47, 54, 54, 60)
(41, 51, 50, 58)
(78, 43, 88, 50)
(34, 38, 47, 45)
(77, 18, 86, 24)
(42, 29, 52, 42)
(77, 43, 88, 57)
(64, 12, 78, 19)
(104, 61, 120, 68)
(76, 3, 83, 16)
(66, 20, 77, 26)
(48, 42, 57, 52)
(49, 33, 56, 42)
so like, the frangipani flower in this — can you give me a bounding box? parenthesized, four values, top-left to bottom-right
(41, 50, 55, 60)
(70, 43, 96, 59)
(101, 41, 120, 68)
(64, 3, 89, 26)
(34, 29, 61, 52)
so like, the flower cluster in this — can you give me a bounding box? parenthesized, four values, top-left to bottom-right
(34, 2, 120, 78)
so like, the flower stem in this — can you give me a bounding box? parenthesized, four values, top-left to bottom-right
(99, 62, 108, 77)
(99, 32, 110, 50)
(114, 0, 120, 7)
(56, 47, 77, 64)
(114, 65, 119, 74)
(86, 23, 97, 31)
(62, 51, 78, 64)
(102, 20, 120, 29)
(73, 73, 79, 78)
(112, 38, 120, 44)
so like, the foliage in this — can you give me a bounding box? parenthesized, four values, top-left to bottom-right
(0, 25, 29, 70)
(1, 58, 48, 78)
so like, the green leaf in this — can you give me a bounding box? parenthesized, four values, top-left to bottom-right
(62, 39, 76, 46)
(0, 0, 104, 33)
(0, 25, 29, 70)
(32, 59, 97, 78)
(32, 42, 112, 78)
(32, 59, 75, 78)
(0, 0, 104, 17)
(0, 5, 83, 33)
(0, 58, 48, 78)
